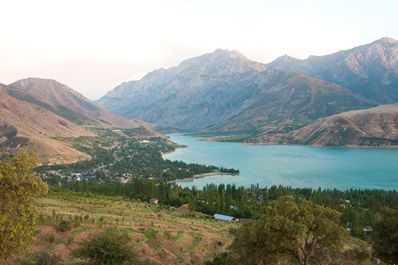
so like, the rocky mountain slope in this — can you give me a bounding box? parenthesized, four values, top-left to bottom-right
(0, 84, 93, 163)
(0, 80, 161, 164)
(209, 74, 373, 134)
(267, 37, 398, 104)
(99, 49, 372, 134)
(11, 78, 147, 128)
(247, 104, 398, 147)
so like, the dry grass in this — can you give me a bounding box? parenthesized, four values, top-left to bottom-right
(6, 193, 236, 265)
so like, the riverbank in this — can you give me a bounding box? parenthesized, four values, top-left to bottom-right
(168, 171, 239, 184)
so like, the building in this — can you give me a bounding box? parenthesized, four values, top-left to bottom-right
(149, 198, 159, 205)
(363, 226, 373, 233)
(213, 213, 238, 222)
(179, 204, 191, 211)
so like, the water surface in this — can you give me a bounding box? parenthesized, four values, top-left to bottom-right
(163, 134, 398, 190)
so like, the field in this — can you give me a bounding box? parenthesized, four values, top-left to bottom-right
(5, 192, 236, 265)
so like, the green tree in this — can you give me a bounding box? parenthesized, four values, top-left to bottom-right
(73, 228, 136, 265)
(230, 196, 347, 265)
(0, 149, 48, 260)
(373, 208, 398, 264)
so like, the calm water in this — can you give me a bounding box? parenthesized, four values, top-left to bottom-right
(163, 134, 398, 190)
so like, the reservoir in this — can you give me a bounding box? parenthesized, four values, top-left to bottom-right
(163, 134, 398, 190)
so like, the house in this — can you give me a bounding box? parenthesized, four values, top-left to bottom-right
(179, 204, 190, 211)
(149, 198, 159, 205)
(213, 213, 239, 222)
(363, 226, 373, 233)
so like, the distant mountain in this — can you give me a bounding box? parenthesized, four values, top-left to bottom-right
(209, 74, 373, 134)
(11, 78, 146, 128)
(247, 104, 398, 147)
(0, 84, 93, 164)
(0, 79, 161, 164)
(267, 37, 398, 104)
(99, 49, 372, 134)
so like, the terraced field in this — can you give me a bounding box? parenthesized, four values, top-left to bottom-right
(6, 192, 236, 265)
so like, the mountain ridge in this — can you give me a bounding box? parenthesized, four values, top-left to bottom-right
(246, 103, 398, 147)
(0, 79, 163, 163)
(98, 48, 373, 135)
(267, 37, 398, 103)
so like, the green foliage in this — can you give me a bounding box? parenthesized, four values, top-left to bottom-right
(143, 229, 158, 239)
(56, 219, 72, 232)
(230, 196, 347, 265)
(21, 251, 62, 265)
(0, 149, 48, 260)
(372, 207, 398, 264)
(204, 252, 233, 265)
(38, 132, 238, 183)
(346, 243, 371, 262)
(73, 228, 136, 265)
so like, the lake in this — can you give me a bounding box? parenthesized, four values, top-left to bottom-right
(163, 134, 398, 190)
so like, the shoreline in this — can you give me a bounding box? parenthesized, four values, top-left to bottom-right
(168, 171, 238, 184)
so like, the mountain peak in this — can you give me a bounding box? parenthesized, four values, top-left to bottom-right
(212, 48, 247, 59)
(175, 48, 266, 74)
(375, 37, 397, 45)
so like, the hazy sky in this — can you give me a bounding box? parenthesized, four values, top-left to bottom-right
(1, 0, 397, 99)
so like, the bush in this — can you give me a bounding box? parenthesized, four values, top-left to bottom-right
(21, 251, 62, 265)
(56, 219, 72, 232)
(73, 228, 136, 265)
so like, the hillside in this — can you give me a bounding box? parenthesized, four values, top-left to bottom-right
(0, 84, 93, 164)
(11, 78, 149, 129)
(0, 79, 163, 164)
(98, 50, 371, 134)
(4, 193, 235, 265)
(267, 37, 398, 104)
(247, 104, 398, 147)
(209, 74, 373, 134)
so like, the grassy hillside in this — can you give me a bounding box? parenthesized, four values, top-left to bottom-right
(5, 192, 236, 265)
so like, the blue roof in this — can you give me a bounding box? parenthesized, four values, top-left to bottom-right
(213, 213, 234, 222)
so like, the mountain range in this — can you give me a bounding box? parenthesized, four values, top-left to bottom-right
(247, 103, 398, 147)
(267, 37, 398, 104)
(0, 78, 160, 164)
(2, 37, 398, 155)
(98, 37, 398, 147)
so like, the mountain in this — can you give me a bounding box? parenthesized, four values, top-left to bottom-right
(247, 104, 398, 147)
(0, 79, 162, 164)
(11, 78, 146, 128)
(208, 74, 373, 134)
(98, 49, 372, 134)
(267, 37, 398, 104)
(0, 84, 93, 164)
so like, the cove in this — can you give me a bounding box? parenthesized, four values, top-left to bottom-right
(163, 134, 398, 190)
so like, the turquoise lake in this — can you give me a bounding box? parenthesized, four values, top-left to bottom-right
(163, 134, 398, 190)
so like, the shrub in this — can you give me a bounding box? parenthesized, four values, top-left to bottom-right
(47, 234, 56, 243)
(56, 219, 72, 232)
(21, 251, 62, 265)
(73, 228, 136, 265)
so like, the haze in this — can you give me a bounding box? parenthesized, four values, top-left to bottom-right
(0, 0, 397, 99)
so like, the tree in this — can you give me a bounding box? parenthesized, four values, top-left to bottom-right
(0, 149, 48, 260)
(373, 207, 398, 264)
(73, 228, 136, 265)
(230, 196, 347, 265)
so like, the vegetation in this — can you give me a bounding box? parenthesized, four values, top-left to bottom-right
(230, 196, 347, 265)
(51, 179, 398, 236)
(73, 228, 136, 265)
(11, 192, 234, 264)
(372, 207, 398, 264)
(0, 149, 48, 260)
(1, 137, 398, 264)
(21, 251, 62, 265)
(38, 129, 238, 182)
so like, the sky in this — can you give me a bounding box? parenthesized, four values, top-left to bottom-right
(0, 0, 397, 99)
